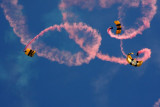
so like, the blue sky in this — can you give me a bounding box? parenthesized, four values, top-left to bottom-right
(0, 0, 160, 107)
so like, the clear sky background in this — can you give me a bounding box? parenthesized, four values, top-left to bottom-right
(0, 0, 160, 107)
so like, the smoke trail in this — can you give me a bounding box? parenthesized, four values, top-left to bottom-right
(97, 48, 151, 65)
(26, 22, 102, 66)
(99, 0, 140, 8)
(153, 99, 160, 107)
(97, 52, 128, 65)
(120, 40, 127, 57)
(97, 39, 151, 65)
(96, 40, 128, 65)
(137, 48, 151, 62)
(1, 0, 31, 45)
(59, 0, 96, 11)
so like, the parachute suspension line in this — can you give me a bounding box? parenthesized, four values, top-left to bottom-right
(120, 40, 127, 57)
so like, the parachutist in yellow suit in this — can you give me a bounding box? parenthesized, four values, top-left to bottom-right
(126, 53, 143, 67)
(24, 48, 36, 57)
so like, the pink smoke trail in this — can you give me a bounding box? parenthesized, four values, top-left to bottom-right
(96, 40, 128, 65)
(153, 99, 160, 107)
(1, 0, 31, 45)
(137, 48, 151, 62)
(97, 52, 128, 65)
(59, 0, 96, 11)
(26, 22, 102, 66)
(97, 48, 151, 65)
(120, 40, 127, 57)
(24, 24, 62, 51)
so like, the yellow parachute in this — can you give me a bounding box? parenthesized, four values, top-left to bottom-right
(126, 53, 143, 67)
(24, 48, 36, 57)
(114, 20, 122, 34)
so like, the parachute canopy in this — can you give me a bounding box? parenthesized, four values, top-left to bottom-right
(114, 20, 121, 34)
(24, 48, 36, 57)
(126, 53, 143, 67)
